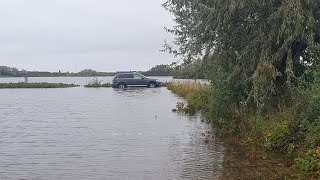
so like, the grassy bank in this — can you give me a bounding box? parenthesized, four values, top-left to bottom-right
(167, 82, 212, 114)
(168, 82, 320, 178)
(0, 82, 78, 88)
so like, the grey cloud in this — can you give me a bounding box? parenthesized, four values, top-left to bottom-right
(0, 0, 176, 72)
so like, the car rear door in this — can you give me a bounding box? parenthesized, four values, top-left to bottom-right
(133, 74, 147, 86)
(122, 74, 134, 85)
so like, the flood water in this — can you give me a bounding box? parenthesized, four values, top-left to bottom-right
(0, 76, 209, 85)
(0, 85, 225, 179)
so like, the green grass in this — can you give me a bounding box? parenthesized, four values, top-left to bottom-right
(167, 82, 212, 114)
(0, 82, 78, 88)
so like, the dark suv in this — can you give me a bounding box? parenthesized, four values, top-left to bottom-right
(112, 72, 161, 88)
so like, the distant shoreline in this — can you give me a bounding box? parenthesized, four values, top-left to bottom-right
(1, 66, 175, 78)
(0, 74, 173, 78)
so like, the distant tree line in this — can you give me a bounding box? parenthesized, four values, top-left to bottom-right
(0, 66, 27, 77)
(0, 66, 117, 77)
(0, 65, 205, 78)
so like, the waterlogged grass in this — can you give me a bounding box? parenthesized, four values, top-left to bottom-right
(84, 83, 112, 88)
(159, 82, 170, 87)
(167, 82, 206, 98)
(168, 82, 317, 178)
(167, 82, 212, 114)
(84, 81, 112, 88)
(0, 82, 78, 88)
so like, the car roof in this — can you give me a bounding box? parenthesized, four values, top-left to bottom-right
(116, 72, 140, 75)
(115, 72, 142, 78)
(116, 71, 137, 73)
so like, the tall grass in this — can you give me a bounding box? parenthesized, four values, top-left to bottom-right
(84, 79, 112, 88)
(167, 82, 212, 114)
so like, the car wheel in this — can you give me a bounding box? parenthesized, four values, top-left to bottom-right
(148, 82, 156, 88)
(117, 83, 127, 88)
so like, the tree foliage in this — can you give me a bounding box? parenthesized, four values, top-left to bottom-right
(143, 64, 173, 76)
(164, 0, 320, 108)
(0, 66, 20, 76)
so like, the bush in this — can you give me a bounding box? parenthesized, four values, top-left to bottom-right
(297, 67, 320, 121)
(268, 121, 290, 151)
(295, 150, 320, 172)
(305, 118, 320, 148)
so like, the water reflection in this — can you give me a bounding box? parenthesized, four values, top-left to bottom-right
(113, 87, 151, 94)
(175, 122, 225, 179)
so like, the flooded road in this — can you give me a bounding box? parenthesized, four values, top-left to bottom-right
(0, 87, 225, 179)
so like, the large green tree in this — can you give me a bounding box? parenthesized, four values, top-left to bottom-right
(164, 0, 320, 108)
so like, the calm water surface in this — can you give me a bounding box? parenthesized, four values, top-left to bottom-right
(0, 87, 224, 179)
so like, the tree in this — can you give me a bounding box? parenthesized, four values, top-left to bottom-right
(0, 66, 19, 76)
(78, 69, 98, 77)
(146, 64, 173, 76)
(164, 0, 320, 108)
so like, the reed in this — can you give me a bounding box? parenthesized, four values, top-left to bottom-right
(167, 82, 212, 114)
(84, 80, 112, 88)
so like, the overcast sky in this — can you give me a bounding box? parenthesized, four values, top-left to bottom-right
(0, 0, 176, 72)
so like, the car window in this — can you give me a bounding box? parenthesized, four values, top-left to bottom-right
(118, 74, 123, 78)
(118, 74, 133, 78)
(133, 74, 143, 79)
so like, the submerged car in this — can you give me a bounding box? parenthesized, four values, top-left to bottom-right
(112, 72, 161, 88)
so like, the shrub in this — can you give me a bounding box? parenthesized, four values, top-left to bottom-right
(295, 150, 320, 172)
(268, 121, 291, 151)
(297, 67, 320, 121)
(305, 118, 320, 148)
